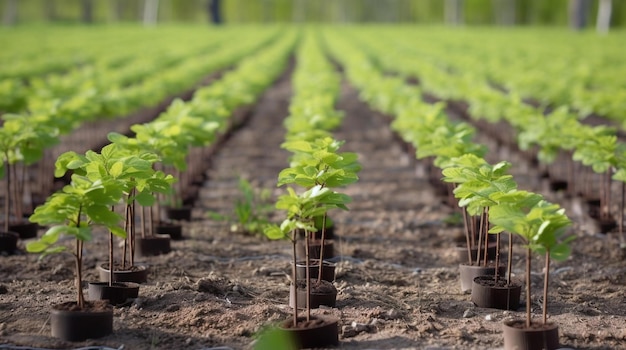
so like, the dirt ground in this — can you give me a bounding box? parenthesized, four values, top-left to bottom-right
(1, 67, 626, 350)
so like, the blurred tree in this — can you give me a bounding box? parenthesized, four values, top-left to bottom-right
(2, 0, 17, 25)
(208, 0, 222, 24)
(44, 0, 57, 21)
(494, 0, 516, 25)
(596, 0, 612, 33)
(569, 0, 591, 29)
(445, 0, 464, 25)
(108, 0, 122, 22)
(143, 0, 159, 26)
(81, 0, 93, 23)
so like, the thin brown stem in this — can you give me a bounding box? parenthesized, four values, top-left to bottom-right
(542, 251, 550, 324)
(305, 230, 311, 321)
(507, 232, 513, 286)
(462, 207, 472, 265)
(317, 214, 327, 285)
(291, 230, 298, 327)
(526, 247, 532, 328)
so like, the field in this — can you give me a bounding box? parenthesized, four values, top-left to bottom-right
(1, 25, 626, 350)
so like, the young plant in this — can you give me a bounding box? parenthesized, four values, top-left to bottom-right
(278, 136, 361, 281)
(264, 185, 351, 325)
(26, 173, 125, 308)
(489, 192, 573, 327)
(0, 115, 58, 231)
(442, 154, 516, 273)
(54, 143, 174, 271)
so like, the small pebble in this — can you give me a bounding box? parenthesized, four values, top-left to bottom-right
(484, 314, 493, 321)
(462, 309, 474, 318)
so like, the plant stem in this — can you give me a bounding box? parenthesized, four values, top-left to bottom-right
(290, 230, 298, 327)
(75, 238, 84, 309)
(462, 207, 472, 265)
(110, 206, 115, 286)
(475, 215, 483, 266)
(543, 250, 550, 325)
(3, 155, 9, 232)
(305, 230, 311, 321)
(618, 181, 626, 249)
(317, 214, 327, 285)
(507, 232, 512, 286)
(482, 208, 489, 266)
(526, 246, 532, 328)
(494, 227, 500, 283)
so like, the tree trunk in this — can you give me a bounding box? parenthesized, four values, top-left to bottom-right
(110, 0, 124, 22)
(44, 0, 56, 22)
(2, 0, 17, 26)
(596, 0, 612, 34)
(81, 0, 93, 24)
(208, 0, 222, 24)
(445, 0, 463, 26)
(569, 0, 591, 30)
(292, 0, 305, 22)
(143, 0, 159, 27)
(494, 0, 516, 26)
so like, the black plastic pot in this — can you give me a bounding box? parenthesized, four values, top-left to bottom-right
(154, 222, 183, 240)
(455, 241, 499, 264)
(295, 259, 336, 282)
(503, 319, 559, 350)
(8, 221, 38, 239)
(459, 263, 506, 293)
(296, 239, 334, 261)
(50, 301, 113, 341)
(0, 231, 19, 253)
(471, 275, 521, 311)
(280, 315, 339, 349)
(289, 279, 337, 309)
(97, 263, 149, 284)
(88, 281, 140, 306)
(164, 206, 192, 221)
(136, 234, 171, 257)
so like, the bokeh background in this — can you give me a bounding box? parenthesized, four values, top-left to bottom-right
(1, 0, 625, 31)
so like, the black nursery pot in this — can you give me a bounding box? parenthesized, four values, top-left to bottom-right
(0, 231, 19, 253)
(295, 259, 336, 282)
(455, 241, 498, 263)
(8, 221, 39, 239)
(296, 239, 334, 261)
(154, 222, 183, 240)
(88, 282, 140, 306)
(503, 319, 559, 350)
(50, 301, 113, 342)
(136, 234, 171, 257)
(280, 315, 339, 349)
(459, 263, 506, 293)
(164, 206, 192, 221)
(97, 263, 149, 284)
(289, 279, 338, 309)
(471, 275, 521, 311)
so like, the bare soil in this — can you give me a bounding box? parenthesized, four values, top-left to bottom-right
(1, 67, 626, 350)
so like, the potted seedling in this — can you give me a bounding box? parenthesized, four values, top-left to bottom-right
(279, 136, 361, 265)
(489, 192, 574, 350)
(264, 185, 350, 348)
(572, 128, 618, 232)
(441, 154, 510, 293)
(0, 115, 58, 242)
(26, 170, 124, 341)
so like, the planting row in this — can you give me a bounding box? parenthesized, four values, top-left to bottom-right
(1, 28, 299, 342)
(323, 27, 579, 349)
(341, 26, 626, 241)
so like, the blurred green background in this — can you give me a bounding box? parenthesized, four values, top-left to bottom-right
(1, 0, 625, 29)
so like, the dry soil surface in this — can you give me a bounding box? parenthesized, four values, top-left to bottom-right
(1, 67, 626, 350)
